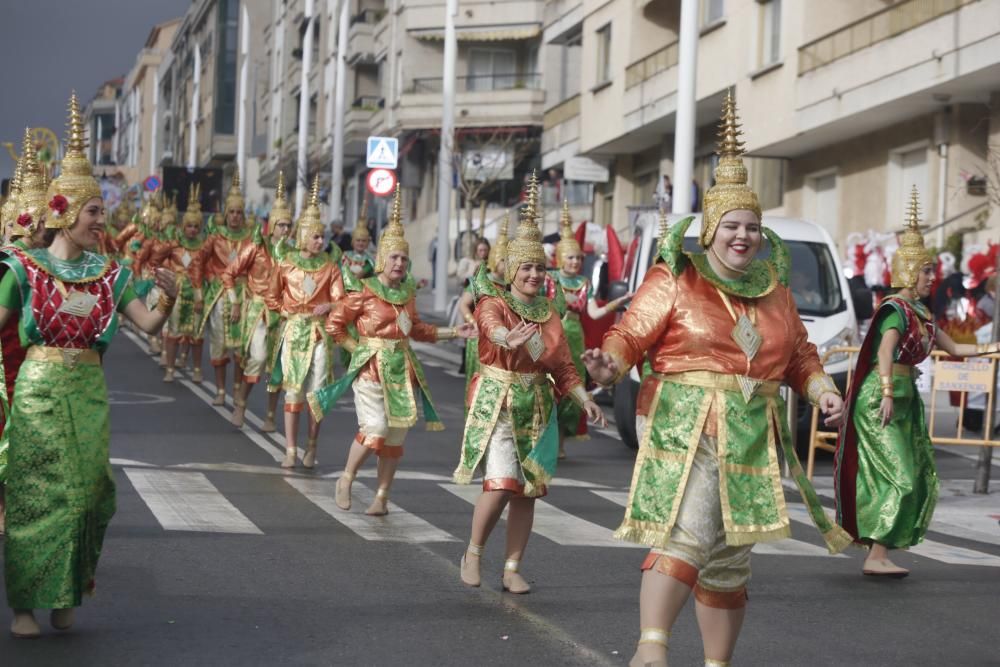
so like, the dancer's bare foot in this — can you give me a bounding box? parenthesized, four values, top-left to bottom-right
(10, 610, 40, 638)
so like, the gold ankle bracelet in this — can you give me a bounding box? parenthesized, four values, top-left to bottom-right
(638, 628, 670, 648)
(503, 558, 520, 573)
(467, 543, 484, 557)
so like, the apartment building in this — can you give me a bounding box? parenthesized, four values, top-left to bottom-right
(114, 19, 182, 186)
(260, 0, 552, 279)
(542, 0, 1000, 258)
(83, 78, 123, 170)
(157, 0, 270, 210)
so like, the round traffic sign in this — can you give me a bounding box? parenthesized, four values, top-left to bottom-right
(144, 175, 161, 192)
(366, 168, 397, 197)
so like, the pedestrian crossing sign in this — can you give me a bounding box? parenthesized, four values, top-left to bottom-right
(366, 136, 398, 169)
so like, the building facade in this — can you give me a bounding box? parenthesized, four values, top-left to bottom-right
(542, 0, 1000, 263)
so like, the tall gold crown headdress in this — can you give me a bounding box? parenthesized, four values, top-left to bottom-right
(556, 198, 583, 268)
(45, 92, 103, 229)
(295, 175, 325, 248)
(352, 196, 371, 242)
(160, 190, 179, 229)
(270, 171, 293, 224)
(375, 184, 409, 273)
(224, 165, 245, 216)
(116, 195, 135, 224)
(140, 188, 162, 226)
(11, 127, 48, 238)
(890, 186, 934, 289)
(700, 90, 761, 248)
(487, 213, 510, 274)
(505, 171, 547, 282)
(1, 137, 25, 236)
(183, 182, 204, 228)
(655, 209, 670, 254)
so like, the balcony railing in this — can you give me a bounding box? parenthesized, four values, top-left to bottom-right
(409, 73, 542, 94)
(798, 0, 978, 75)
(543, 94, 580, 130)
(350, 8, 385, 25)
(352, 95, 385, 110)
(625, 41, 679, 89)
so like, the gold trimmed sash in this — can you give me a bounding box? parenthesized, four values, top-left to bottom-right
(656, 370, 780, 397)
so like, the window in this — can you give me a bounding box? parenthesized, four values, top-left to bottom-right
(596, 23, 612, 86)
(214, 0, 238, 134)
(757, 0, 781, 67)
(468, 48, 516, 91)
(702, 0, 724, 25)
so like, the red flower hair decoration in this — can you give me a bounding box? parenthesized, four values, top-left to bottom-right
(49, 194, 69, 218)
(16, 213, 32, 228)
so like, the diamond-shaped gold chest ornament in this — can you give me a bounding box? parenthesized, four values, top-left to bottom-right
(731, 313, 764, 403)
(302, 273, 317, 298)
(396, 308, 412, 336)
(181, 251, 192, 268)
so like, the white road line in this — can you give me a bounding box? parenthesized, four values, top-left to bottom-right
(320, 469, 453, 482)
(442, 483, 640, 548)
(286, 477, 458, 543)
(124, 469, 262, 534)
(111, 458, 156, 468)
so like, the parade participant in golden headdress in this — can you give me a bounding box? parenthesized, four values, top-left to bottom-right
(454, 173, 604, 594)
(340, 198, 375, 292)
(308, 184, 474, 515)
(835, 188, 998, 578)
(161, 183, 209, 384)
(544, 200, 632, 456)
(100, 195, 134, 257)
(0, 93, 177, 638)
(136, 191, 179, 361)
(198, 167, 255, 406)
(1, 147, 24, 246)
(457, 215, 507, 398)
(264, 176, 345, 467)
(583, 93, 850, 667)
(114, 188, 159, 275)
(227, 172, 293, 429)
(0, 129, 51, 534)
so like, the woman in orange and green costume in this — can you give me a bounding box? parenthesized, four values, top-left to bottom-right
(584, 94, 850, 667)
(835, 188, 999, 578)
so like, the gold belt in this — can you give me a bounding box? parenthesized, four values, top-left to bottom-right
(891, 363, 918, 378)
(656, 370, 781, 397)
(359, 336, 410, 351)
(479, 364, 547, 386)
(564, 311, 580, 321)
(26, 346, 101, 368)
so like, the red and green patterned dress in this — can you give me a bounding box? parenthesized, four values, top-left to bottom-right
(0, 247, 135, 610)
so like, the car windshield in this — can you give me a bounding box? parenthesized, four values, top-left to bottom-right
(646, 236, 846, 317)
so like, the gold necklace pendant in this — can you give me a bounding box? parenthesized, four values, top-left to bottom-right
(731, 312, 762, 361)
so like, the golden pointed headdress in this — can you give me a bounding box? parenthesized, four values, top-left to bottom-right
(375, 184, 409, 273)
(161, 190, 179, 229)
(116, 195, 135, 225)
(655, 209, 670, 255)
(11, 127, 48, 238)
(352, 196, 371, 242)
(700, 90, 761, 248)
(295, 175, 325, 247)
(270, 171, 293, 224)
(140, 188, 162, 227)
(1, 136, 25, 237)
(224, 165, 245, 216)
(556, 198, 583, 268)
(45, 92, 103, 229)
(505, 171, 547, 282)
(183, 182, 204, 228)
(890, 186, 934, 289)
(487, 213, 510, 274)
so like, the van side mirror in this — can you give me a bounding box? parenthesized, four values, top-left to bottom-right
(607, 280, 629, 305)
(851, 287, 874, 321)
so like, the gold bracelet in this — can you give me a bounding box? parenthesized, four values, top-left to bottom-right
(156, 294, 176, 315)
(882, 388, 894, 398)
(463, 313, 475, 324)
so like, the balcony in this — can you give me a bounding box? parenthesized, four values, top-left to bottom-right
(397, 74, 545, 130)
(348, 9, 382, 65)
(345, 95, 383, 156)
(757, 0, 1000, 157)
(625, 41, 678, 90)
(798, 0, 977, 75)
(540, 94, 579, 168)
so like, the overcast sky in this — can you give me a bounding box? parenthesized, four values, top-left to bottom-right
(0, 0, 191, 182)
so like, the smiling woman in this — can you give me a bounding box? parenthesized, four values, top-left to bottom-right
(0, 93, 177, 639)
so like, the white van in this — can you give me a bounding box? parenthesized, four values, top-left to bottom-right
(600, 208, 872, 450)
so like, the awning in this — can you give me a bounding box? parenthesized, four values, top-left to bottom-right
(411, 24, 541, 41)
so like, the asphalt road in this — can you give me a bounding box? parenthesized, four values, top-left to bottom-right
(1, 331, 998, 666)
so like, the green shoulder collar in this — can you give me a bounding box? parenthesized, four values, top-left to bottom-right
(177, 234, 205, 251)
(21, 249, 112, 283)
(364, 275, 415, 305)
(286, 250, 331, 272)
(501, 290, 552, 323)
(216, 225, 253, 242)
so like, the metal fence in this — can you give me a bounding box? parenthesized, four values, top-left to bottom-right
(409, 73, 542, 94)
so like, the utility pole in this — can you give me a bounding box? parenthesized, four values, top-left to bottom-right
(295, 0, 316, 216)
(236, 2, 250, 185)
(671, 0, 698, 215)
(434, 0, 457, 313)
(331, 0, 349, 228)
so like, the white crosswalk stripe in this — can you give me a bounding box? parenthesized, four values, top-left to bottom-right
(286, 477, 458, 543)
(443, 484, 640, 548)
(124, 469, 262, 534)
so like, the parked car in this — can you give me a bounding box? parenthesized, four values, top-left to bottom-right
(598, 208, 873, 450)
